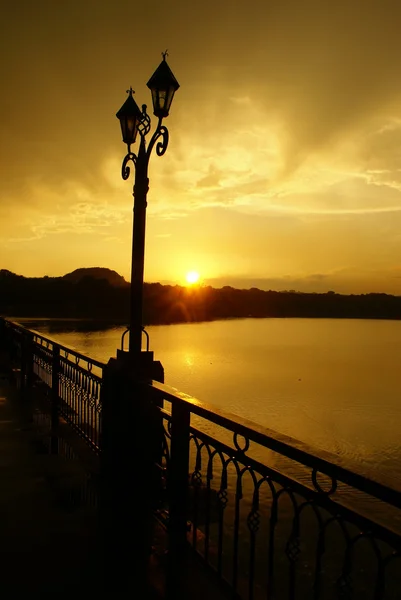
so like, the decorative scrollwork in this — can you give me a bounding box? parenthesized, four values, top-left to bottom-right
(217, 488, 228, 509)
(312, 468, 337, 496)
(285, 534, 301, 563)
(121, 152, 137, 180)
(138, 105, 151, 136)
(191, 469, 202, 487)
(146, 124, 169, 160)
(247, 509, 261, 534)
(156, 126, 169, 156)
(233, 432, 250, 454)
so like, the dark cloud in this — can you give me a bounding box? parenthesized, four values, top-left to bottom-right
(2, 0, 401, 199)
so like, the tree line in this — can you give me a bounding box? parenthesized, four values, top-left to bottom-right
(1, 268, 401, 324)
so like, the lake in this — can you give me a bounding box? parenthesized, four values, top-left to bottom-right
(16, 316, 401, 484)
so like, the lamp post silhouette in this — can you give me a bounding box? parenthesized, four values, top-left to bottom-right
(101, 55, 179, 593)
(116, 52, 179, 361)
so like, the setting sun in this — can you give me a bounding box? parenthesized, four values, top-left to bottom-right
(186, 270, 200, 285)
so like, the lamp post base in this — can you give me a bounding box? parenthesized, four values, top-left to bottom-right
(115, 349, 164, 383)
(100, 348, 165, 593)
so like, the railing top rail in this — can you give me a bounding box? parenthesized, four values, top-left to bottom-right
(149, 379, 401, 509)
(4, 318, 106, 370)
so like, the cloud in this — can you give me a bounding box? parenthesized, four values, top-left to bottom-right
(196, 165, 223, 189)
(3, 0, 401, 292)
(3, 200, 127, 243)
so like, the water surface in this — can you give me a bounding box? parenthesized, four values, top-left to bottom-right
(18, 317, 401, 483)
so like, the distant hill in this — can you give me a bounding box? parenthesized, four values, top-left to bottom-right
(0, 269, 23, 279)
(63, 267, 129, 287)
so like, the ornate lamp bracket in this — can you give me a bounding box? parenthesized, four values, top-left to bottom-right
(146, 118, 169, 160)
(121, 151, 137, 181)
(120, 105, 169, 182)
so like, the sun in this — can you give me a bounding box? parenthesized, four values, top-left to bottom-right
(185, 270, 200, 285)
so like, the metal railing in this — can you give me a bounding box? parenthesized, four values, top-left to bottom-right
(2, 319, 104, 453)
(148, 381, 401, 599)
(1, 317, 401, 599)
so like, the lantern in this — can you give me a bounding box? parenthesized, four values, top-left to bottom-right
(146, 57, 180, 118)
(116, 88, 143, 146)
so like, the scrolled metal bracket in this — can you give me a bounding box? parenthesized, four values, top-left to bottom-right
(121, 152, 137, 180)
(146, 120, 169, 159)
(120, 107, 170, 183)
(155, 125, 169, 157)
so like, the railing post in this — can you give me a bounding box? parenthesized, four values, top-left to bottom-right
(167, 399, 191, 598)
(20, 331, 34, 399)
(0, 318, 8, 371)
(51, 345, 60, 454)
(0, 317, 5, 352)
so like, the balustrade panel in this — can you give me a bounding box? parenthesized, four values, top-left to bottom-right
(151, 382, 401, 600)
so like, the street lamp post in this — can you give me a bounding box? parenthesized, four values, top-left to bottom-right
(100, 54, 179, 594)
(116, 52, 179, 365)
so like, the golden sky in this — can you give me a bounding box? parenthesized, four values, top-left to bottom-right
(2, 0, 401, 293)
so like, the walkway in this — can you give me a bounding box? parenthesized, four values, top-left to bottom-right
(0, 358, 101, 596)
